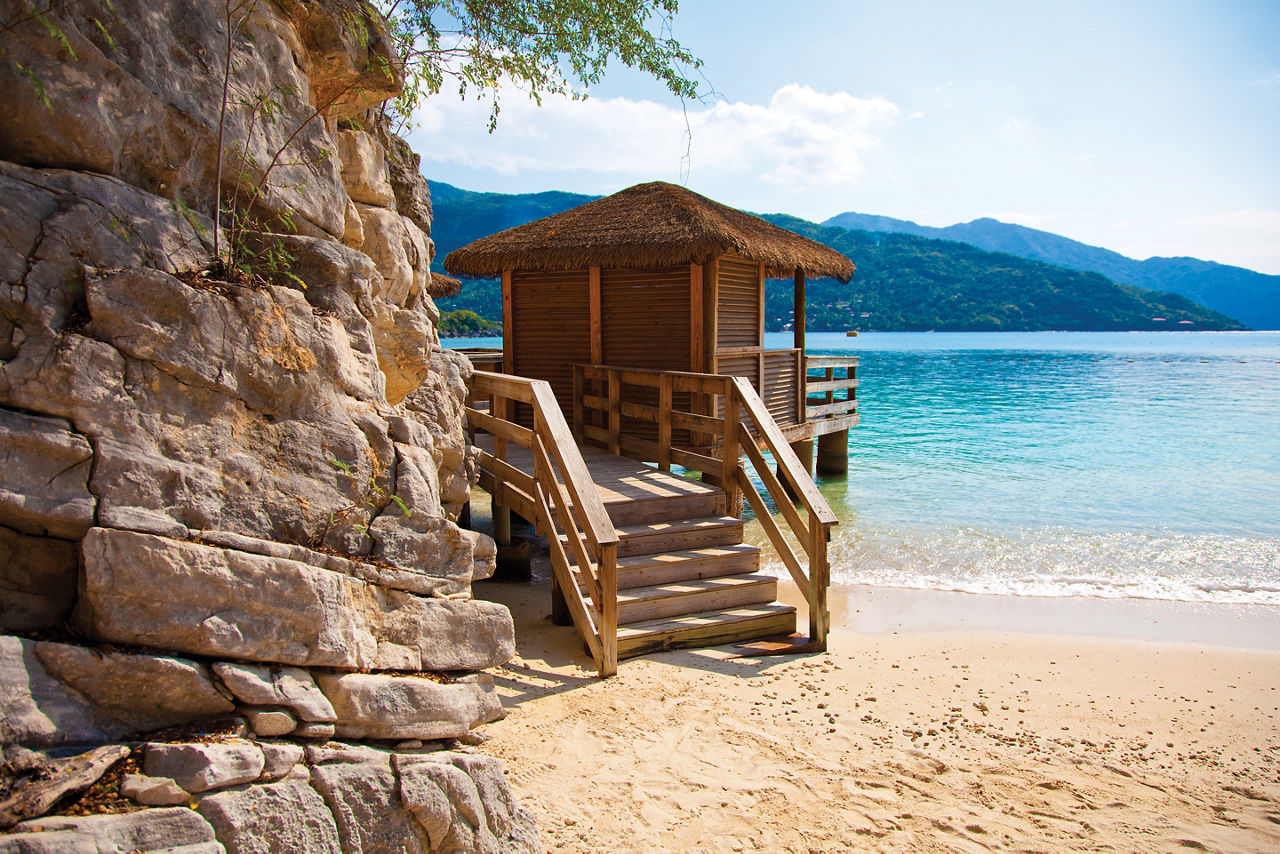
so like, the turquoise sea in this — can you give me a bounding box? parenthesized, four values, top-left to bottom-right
(446, 331, 1280, 606)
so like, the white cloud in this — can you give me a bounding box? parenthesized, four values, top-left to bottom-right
(409, 84, 899, 190)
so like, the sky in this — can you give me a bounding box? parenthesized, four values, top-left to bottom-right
(406, 1, 1280, 275)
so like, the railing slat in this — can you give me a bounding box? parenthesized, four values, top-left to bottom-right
(806, 399, 860, 419)
(737, 468, 809, 591)
(466, 408, 536, 447)
(805, 377, 860, 394)
(731, 377, 840, 527)
(739, 433, 811, 548)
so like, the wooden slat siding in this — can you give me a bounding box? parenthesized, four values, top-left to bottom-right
(764, 350, 800, 425)
(510, 270, 592, 423)
(600, 266, 692, 446)
(715, 254, 762, 350)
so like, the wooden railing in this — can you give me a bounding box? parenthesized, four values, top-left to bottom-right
(573, 364, 838, 647)
(804, 356, 859, 427)
(466, 370, 620, 676)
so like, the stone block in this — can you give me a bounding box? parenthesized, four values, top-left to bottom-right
(35, 642, 234, 732)
(76, 528, 515, 672)
(0, 408, 94, 539)
(144, 741, 265, 794)
(197, 778, 341, 854)
(317, 673, 504, 741)
(7, 807, 220, 853)
(212, 662, 335, 723)
(257, 742, 304, 782)
(309, 760, 426, 853)
(244, 708, 296, 738)
(120, 774, 191, 807)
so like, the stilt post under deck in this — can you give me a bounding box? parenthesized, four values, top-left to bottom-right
(817, 429, 850, 476)
(780, 438, 814, 500)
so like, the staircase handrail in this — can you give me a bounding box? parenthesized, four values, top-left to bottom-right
(467, 370, 619, 676)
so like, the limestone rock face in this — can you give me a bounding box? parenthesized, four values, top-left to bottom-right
(0, 0, 532, 844)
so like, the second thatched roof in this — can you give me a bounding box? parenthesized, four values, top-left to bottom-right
(443, 181, 854, 282)
(426, 272, 462, 299)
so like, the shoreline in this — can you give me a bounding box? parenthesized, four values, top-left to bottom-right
(786, 582, 1280, 651)
(476, 579, 1280, 852)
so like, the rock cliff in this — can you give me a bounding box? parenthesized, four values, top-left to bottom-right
(0, 1, 535, 849)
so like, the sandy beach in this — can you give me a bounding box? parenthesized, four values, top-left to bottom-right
(475, 580, 1280, 852)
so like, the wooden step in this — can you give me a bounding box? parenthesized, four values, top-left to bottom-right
(615, 572, 778, 624)
(615, 543, 760, 589)
(602, 489, 724, 527)
(614, 516, 744, 558)
(615, 603, 798, 659)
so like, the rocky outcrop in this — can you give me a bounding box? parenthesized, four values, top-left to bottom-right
(0, 0, 531, 848)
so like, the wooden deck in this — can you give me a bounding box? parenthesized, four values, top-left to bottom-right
(475, 436, 797, 658)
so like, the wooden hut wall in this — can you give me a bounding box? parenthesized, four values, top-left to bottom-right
(600, 265, 693, 441)
(714, 254, 763, 350)
(509, 269, 592, 421)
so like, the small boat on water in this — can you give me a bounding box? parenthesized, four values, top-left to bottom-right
(846, 330, 859, 337)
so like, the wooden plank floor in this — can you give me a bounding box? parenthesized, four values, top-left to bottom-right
(473, 436, 720, 517)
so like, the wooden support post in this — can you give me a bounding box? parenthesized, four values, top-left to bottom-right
(793, 268, 806, 352)
(501, 270, 513, 374)
(550, 572, 572, 626)
(589, 266, 602, 365)
(492, 496, 511, 546)
(817, 428, 850, 476)
(780, 438, 814, 501)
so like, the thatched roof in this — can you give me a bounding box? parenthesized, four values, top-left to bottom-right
(444, 181, 854, 282)
(426, 272, 462, 299)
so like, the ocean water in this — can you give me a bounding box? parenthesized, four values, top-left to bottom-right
(446, 331, 1280, 606)
(769, 331, 1280, 606)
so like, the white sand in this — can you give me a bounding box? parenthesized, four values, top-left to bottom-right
(477, 581, 1280, 852)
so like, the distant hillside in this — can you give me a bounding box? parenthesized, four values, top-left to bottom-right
(427, 182, 1244, 332)
(824, 211, 1279, 329)
(761, 215, 1243, 332)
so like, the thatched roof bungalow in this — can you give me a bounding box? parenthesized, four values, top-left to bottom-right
(445, 181, 855, 438)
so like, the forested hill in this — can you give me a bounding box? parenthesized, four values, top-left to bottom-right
(428, 181, 1245, 332)
(824, 211, 1279, 330)
(759, 215, 1245, 332)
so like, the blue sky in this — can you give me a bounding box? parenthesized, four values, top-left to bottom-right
(407, 1, 1280, 274)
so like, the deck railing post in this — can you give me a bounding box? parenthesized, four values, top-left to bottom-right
(722, 380, 742, 517)
(607, 368, 621, 455)
(599, 543, 618, 677)
(808, 522, 829, 650)
(572, 365, 584, 443)
(492, 393, 511, 546)
(658, 373, 673, 471)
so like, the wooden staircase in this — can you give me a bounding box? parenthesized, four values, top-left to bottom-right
(467, 368, 834, 678)
(565, 473, 796, 659)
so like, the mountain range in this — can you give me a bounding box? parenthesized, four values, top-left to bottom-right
(823, 212, 1279, 330)
(427, 181, 1266, 331)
